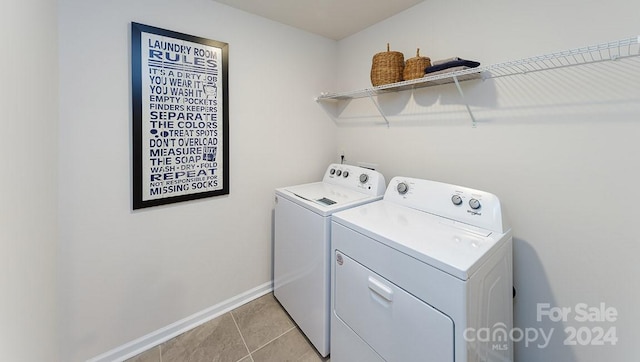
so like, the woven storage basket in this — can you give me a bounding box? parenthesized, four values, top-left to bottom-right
(370, 43, 404, 86)
(403, 48, 431, 80)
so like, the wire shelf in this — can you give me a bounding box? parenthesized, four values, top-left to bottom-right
(485, 35, 640, 79)
(316, 35, 640, 102)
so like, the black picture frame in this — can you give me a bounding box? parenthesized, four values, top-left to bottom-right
(131, 22, 229, 210)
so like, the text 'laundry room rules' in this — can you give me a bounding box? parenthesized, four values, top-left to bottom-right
(141, 32, 223, 201)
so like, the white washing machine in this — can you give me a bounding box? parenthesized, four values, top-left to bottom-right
(331, 177, 513, 362)
(274, 163, 386, 357)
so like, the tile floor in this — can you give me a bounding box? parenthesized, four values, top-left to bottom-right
(126, 293, 330, 362)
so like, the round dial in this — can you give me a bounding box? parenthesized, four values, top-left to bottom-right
(397, 182, 409, 195)
(343, 171, 349, 178)
(359, 173, 369, 183)
(451, 194, 463, 205)
(329, 168, 336, 175)
(336, 170, 342, 176)
(469, 198, 481, 210)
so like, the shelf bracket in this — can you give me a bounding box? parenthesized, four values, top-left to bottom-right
(315, 98, 341, 125)
(452, 75, 477, 128)
(366, 91, 390, 127)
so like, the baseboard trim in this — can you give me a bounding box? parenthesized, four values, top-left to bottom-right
(87, 281, 273, 362)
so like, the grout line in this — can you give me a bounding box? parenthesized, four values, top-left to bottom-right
(249, 325, 297, 354)
(230, 311, 253, 362)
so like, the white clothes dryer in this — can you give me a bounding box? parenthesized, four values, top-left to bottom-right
(274, 163, 386, 357)
(331, 177, 513, 362)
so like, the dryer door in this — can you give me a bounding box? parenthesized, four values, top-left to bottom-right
(334, 251, 455, 362)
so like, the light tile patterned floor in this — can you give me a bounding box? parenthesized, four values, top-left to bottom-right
(126, 293, 330, 362)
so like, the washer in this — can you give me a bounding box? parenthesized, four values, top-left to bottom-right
(331, 177, 513, 362)
(274, 163, 386, 357)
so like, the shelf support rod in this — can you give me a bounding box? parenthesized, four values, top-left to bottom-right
(452, 75, 477, 128)
(366, 91, 390, 127)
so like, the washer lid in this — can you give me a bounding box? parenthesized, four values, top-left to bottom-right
(277, 182, 382, 216)
(331, 200, 511, 280)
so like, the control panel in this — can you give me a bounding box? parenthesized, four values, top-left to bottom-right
(323, 163, 386, 196)
(384, 176, 509, 233)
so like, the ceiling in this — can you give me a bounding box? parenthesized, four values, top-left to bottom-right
(212, 0, 425, 40)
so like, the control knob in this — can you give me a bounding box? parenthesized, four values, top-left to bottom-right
(343, 171, 349, 178)
(469, 198, 481, 210)
(336, 170, 342, 176)
(359, 174, 369, 183)
(451, 195, 463, 206)
(397, 182, 409, 195)
(329, 168, 336, 175)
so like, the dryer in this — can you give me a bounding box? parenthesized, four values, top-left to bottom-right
(331, 177, 513, 362)
(274, 163, 386, 357)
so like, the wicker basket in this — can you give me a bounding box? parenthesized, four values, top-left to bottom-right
(370, 43, 404, 86)
(403, 48, 431, 80)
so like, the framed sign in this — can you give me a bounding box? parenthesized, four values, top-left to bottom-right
(131, 22, 229, 209)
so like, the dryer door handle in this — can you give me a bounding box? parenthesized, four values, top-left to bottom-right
(368, 276, 394, 302)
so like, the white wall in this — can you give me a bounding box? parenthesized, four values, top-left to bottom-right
(57, 0, 337, 360)
(335, 0, 640, 361)
(0, 0, 59, 361)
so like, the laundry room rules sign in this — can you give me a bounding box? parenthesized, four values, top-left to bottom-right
(131, 23, 229, 209)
